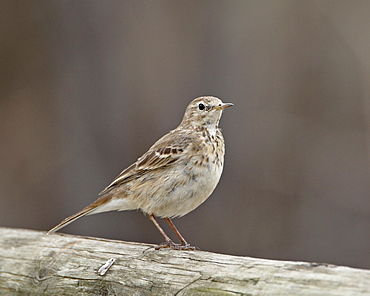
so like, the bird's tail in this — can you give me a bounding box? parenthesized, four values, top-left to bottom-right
(47, 193, 114, 234)
(47, 206, 95, 234)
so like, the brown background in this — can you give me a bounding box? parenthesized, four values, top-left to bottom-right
(1, 1, 369, 269)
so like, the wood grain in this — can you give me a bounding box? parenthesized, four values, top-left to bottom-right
(0, 227, 369, 295)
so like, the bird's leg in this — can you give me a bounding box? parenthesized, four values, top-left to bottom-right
(148, 214, 177, 249)
(164, 218, 188, 245)
(164, 218, 199, 250)
(148, 215, 198, 250)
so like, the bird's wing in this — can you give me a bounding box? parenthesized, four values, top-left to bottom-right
(99, 130, 195, 195)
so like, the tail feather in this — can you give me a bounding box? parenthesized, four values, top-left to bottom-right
(47, 206, 95, 234)
(47, 193, 114, 234)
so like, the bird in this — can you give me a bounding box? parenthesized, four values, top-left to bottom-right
(48, 96, 233, 250)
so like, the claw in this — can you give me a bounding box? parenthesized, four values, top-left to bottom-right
(155, 241, 199, 250)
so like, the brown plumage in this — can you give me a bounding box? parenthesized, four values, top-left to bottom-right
(48, 96, 233, 250)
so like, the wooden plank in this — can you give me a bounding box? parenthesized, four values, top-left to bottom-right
(0, 227, 369, 295)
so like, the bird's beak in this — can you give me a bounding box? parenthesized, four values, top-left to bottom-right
(214, 103, 234, 110)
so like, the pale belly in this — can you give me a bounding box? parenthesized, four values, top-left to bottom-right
(142, 159, 224, 218)
(93, 147, 225, 218)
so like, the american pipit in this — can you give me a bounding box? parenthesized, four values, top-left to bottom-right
(48, 96, 233, 250)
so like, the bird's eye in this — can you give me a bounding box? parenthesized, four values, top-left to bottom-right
(198, 103, 205, 110)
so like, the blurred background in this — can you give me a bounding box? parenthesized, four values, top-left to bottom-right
(1, 1, 369, 269)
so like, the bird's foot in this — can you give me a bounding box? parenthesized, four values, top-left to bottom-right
(155, 240, 199, 251)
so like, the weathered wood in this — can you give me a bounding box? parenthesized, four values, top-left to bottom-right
(0, 227, 369, 295)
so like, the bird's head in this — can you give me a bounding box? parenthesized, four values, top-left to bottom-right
(180, 96, 233, 129)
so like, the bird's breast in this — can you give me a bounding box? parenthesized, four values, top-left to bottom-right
(143, 134, 224, 218)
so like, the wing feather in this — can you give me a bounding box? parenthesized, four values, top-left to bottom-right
(99, 130, 194, 195)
